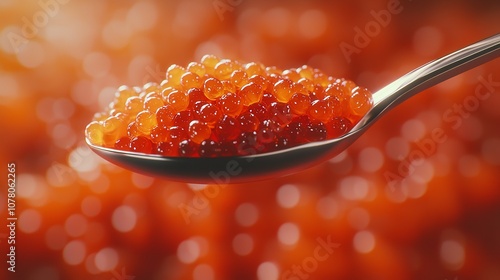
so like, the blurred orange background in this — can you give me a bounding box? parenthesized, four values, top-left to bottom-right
(1, 0, 499, 279)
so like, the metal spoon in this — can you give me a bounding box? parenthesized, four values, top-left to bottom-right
(87, 34, 499, 184)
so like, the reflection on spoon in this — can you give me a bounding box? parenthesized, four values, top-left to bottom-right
(88, 34, 499, 184)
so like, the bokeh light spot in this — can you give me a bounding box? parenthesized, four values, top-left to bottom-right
(298, 10, 327, 39)
(83, 52, 111, 78)
(276, 184, 301, 208)
(353, 230, 375, 254)
(16, 42, 45, 68)
(339, 176, 369, 200)
(81, 196, 102, 217)
(235, 203, 259, 227)
(347, 208, 370, 230)
(257, 261, 279, 280)
(232, 233, 254, 256)
(63, 240, 86, 265)
(94, 247, 119, 272)
(111, 205, 137, 232)
(440, 240, 465, 270)
(177, 239, 201, 264)
(19, 209, 42, 233)
(193, 264, 215, 280)
(316, 196, 339, 219)
(277, 222, 300, 246)
(64, 214, 88, 237)
(358, 147, 384, 172)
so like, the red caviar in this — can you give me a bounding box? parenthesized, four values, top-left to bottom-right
(85, 55, 373, 157)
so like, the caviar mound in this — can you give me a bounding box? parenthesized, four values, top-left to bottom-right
(85, 55, 373, 157)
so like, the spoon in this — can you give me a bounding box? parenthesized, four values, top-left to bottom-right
(88, 34, 499, 184)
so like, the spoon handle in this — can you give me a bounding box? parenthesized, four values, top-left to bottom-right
(372, 33, 500, 112)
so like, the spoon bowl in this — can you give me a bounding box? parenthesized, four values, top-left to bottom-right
(88, 34, 499, 184)
(87, 129, 361, 184)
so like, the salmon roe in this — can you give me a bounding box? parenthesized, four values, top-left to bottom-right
(85, 55, 373, 157)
